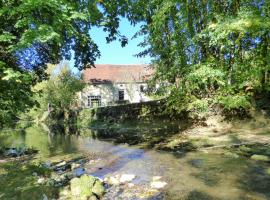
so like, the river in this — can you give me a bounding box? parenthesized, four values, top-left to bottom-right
(0, 125, 270, 200)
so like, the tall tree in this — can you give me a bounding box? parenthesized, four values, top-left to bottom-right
(0, 0, 127, 126)
(128, 0, 270, 113)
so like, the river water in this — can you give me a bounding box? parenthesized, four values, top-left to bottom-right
(0, 125, 270, 200)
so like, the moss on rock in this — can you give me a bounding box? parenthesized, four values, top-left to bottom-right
(70, 174, 105, 200)
(250, 154, 270, 162)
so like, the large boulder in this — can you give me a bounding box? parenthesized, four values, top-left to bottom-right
(70, 174, 105, 200)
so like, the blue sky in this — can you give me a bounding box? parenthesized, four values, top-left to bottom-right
(89, 18, 151, 65)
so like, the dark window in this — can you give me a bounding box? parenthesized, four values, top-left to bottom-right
(87, 96, 101, 107)
(118, 90, 124, 100)
(140, 85, 144, 92)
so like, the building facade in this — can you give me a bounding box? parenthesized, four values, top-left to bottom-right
(78, 64, 153, 108)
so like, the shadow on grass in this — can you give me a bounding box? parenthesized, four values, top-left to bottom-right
(0, 160, 59, 200)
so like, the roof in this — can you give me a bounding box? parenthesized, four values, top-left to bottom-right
(82, 64, 153, 83)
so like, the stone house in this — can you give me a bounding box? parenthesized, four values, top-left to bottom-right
(78, 64, 153, 108)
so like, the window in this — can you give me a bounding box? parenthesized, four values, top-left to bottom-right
(118, 89, 124, 101)
(87, 96, 101, 107)
(140, 85, 144, 92)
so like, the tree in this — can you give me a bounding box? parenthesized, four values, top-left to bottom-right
(127, 0, 270, 113)
(0, 0, 128, 126)
(27, 62, 84, 121)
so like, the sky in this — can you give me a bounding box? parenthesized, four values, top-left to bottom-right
(89, 18, 151, 65)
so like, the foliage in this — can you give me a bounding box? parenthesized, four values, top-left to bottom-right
(0, 0, 128, 126)
(127, 0, 270, 114)
(0, 61, 36, 127)
(27, 62, 84, 120)
(218, 93, 251, 111)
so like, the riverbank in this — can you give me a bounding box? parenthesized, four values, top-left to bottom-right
(83, 110, 270, 155)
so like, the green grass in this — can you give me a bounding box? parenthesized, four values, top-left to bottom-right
(0, 160, 58, 200)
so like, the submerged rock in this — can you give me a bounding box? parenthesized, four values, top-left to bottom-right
(189, 159, 204, 168)
(37, 177, 46, 184)
(2, 147, 38, 158)
(73, 167, 86, 177)
(71, 163, 81, 170)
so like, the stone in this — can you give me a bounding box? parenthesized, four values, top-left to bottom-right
(5, 148, 18, 157)
(105, 176, 120, 185)
(70, 175, 97, 199)
(55, 161, 67, 167)
(119, 174, 136, 183)
(65, 172, 75, 180)
(150, 181, 167, 189)
(32, 172, 38, 176)
(189, 159, 204, 168)
(92, 180, 105, 197)
(152, 176, 162, 181)
(37, 177, 46, 184)
(73, 167, 85, 177)
(43, 161, 52, 168)
(71, 163, 81, 170)
(251, 154, 270, 162)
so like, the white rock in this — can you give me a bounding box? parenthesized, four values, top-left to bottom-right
(37, 177, 45, 184)
(56, 161, 66, 167)
(71, 163, 81, 170)
(119, 174, 136, 183)
(152, 176, 162, 181)
(105, 176, 120, 185)
(127, 183, 135, 187)
(150, 181, 167, 189)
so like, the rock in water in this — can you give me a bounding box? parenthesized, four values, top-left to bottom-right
(92, 180, 105, 197)
(152, 176, 162, 181)
(150, 181, 168, 189)
(5, 148, 18, 157)
(71, 163, 81, 170)
(119, 174, 136, 183)
(104, 176, 120, 185)
(70, 174, 105, 200)
(73, 167, 85, 177)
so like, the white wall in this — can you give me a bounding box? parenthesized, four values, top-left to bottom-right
(79, 82, 151, 107)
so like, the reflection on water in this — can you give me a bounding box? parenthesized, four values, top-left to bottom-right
(0, 125, 270, 200)
(0, 126, 79, 158)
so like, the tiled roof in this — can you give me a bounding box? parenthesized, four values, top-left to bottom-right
(82, 64, 153, 83)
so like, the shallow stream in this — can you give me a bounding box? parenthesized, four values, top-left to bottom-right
(0, 125, 270, 200)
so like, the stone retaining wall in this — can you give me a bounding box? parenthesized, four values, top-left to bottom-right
(78, 99, 173, 124)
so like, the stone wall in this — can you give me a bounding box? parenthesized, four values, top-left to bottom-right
(78, 99, 174, 125)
